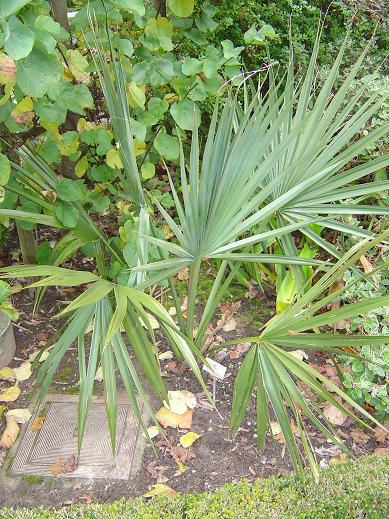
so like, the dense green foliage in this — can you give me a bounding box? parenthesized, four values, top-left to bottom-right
(1, 455, 388, 518)
(0, 0, 388, 476)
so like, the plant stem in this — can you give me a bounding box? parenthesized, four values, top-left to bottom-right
(186, 259, 201, 340)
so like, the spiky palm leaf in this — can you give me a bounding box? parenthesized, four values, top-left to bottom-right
(226, 232, 389, 477)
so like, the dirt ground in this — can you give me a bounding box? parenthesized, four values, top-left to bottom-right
(0, 229, 386, 509)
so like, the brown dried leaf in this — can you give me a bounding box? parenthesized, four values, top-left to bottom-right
(323, 403, 348, 426)
(177, 267, 189, 281)
(0, 415, 19, 448)
(143, 484, 177, 498)
(31, 416, 45, 432)
(229, 343, 250, 359)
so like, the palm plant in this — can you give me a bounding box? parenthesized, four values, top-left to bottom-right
(0, 23, 388, 472)
(226, 232, 389, 477)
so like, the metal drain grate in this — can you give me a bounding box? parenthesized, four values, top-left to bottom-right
(10, 395, 144, 480)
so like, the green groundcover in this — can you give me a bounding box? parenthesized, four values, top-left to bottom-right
(1, 454, 388, 518)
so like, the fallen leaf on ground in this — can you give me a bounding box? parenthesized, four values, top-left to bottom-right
(323, 403, 348, 426)
(179, 431, 201, 448)
(29, 350, 50, 363)
(374, 447, 389, 456)
(270, 421, 282, 435)
(158, 351, 174, 360)
(0, 404, 5, 419)
(156, 407, 193, 429)
(0, 415, 19, 448)
(141, 313, 160, 330)
(166, 390, 196, 415)
(146, 461, 169, 483)
(146, 426, 160, 439)
(14, 362, 32, 382)
(222, 318, 237, 332)
(375, 422, 389, 443)
(143, 483, 177, 498)
(0, 385, 21, 402)
(0, 367, 16, 382)
(329, 452, 348, 465)
(6, 408, 32, 424)
(31, 416, 45, 431)
(359, 254, 373, 273)
(350, 428, 370, 444)
(289, 350, 308, 361)
(50, 455, 78, 475)
(229, 343, 250, 359)
(177, 267, 189, 281)
(168, 307, 177, 316)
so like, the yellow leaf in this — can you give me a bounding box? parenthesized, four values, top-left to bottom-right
(0, 415, 19, 448)
(289, 350, 308, 361)
(77, 118, 94, 133)
(94, 366, 103, 382)
(155, 407, 193, 429)
(14, 361, 32, 382)
(179, 431, 201, 448)
(146, 425, 160, 439)
(75, 156, 89, 177)
(0, 385, 21, 402)
(133, 138, 146, 156)
(166, 390, 196, 415)
(6, 408, 32, 424)
(158, 350, 174, 360)
(0, 366, 16, 382)
(144, 483, 177, 498)
(128, 81, 146, 108)
(140, 313, 160, 330)
(106, 148, 123, 170)
(164, 93, 179, 104)
(0, 53, 16, 84)
(11, 97, 34, 124)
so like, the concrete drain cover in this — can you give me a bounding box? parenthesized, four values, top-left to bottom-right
(10, 394, 144, 480)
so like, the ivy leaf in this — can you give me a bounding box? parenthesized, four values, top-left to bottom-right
(141, 162, 155, 180)
(56, 178, 84, 202)
(170, 100, 200, 130)
(16, 46, 63, 97)
(4, 16, 34, 60)
(55, 203, 79, 228)
(169, 0, 194, 18)
(154, 132, 179, 161)
(112, 0, 145, 17)
(0, 0, 30, 19)
(0, 152, 10, 186)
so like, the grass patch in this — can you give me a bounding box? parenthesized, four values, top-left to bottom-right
(1, 454, 388, 518)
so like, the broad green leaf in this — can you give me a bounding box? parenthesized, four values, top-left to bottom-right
(0, 153, 10, 186)
(154, 132, 180, 160)
(75, 156, 89, 178)
(34, 98, 67, 124)
(35, 15, 62, 37)
(0, 0, 30, 19)
(141, 162, 155, 180)
(4, 16, 34, 60)
(118, 39, 134, 57)
(55, 204, 79, 228)
(144, 17, 173, 51)
(16, 47, 63, 97)
(169, 0, 194, 17)
(57, 131, 79, 157)
(112, 0, 145, 16)
(170, 100, 200, 130)
(56, 178, 84, 202)
(0, 280, 11, 302)
(67, 50, 89, 83)
(182, 58, 202, 76)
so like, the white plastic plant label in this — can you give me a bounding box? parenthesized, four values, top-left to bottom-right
(203, 357, 227, 380)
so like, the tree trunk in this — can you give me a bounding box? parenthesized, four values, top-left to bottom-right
(50, 0, 70, 33)
(154, 0, 167, 17)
